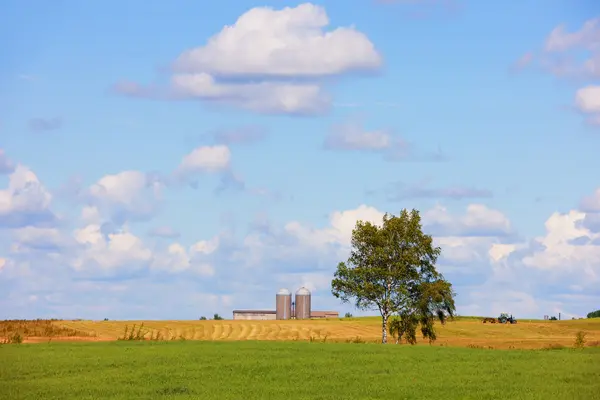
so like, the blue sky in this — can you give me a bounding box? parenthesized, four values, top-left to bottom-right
(1, 0, 600, 320)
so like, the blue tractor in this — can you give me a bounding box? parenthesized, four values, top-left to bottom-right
(498, 313, 517, 324)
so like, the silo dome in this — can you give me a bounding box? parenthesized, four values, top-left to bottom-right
(296, 287, 311, 296)
(277, 288, 291, 296)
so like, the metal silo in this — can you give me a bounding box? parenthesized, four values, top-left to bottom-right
(276, 288, 292, 320)
(294, 287, 311, 319)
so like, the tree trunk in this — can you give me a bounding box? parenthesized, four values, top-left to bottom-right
(382, 313, 388, 344)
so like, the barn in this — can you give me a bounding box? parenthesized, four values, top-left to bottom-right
(232, 310, 277, 320)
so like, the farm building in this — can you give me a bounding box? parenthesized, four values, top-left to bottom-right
(310, 311, 339, 319)
(232, 310, 276, 320)
(231, 287, 339, 320)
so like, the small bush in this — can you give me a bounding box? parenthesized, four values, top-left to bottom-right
(574, 331, 587, 348)
(199, 316, 207, 320)
(1, 332, 23, 344)
(213, 314, 223, 320)
(346, 336, 365, 344)
(344, 312, 353, 318)
(549, 316, 558, 321)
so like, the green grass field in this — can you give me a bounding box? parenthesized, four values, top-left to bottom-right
(2, 341, 599, 400)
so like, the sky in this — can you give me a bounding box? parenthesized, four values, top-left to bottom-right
(1, 0, 600, 320)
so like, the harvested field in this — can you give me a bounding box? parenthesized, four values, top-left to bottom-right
(6, 316, 599, 349)
(1, 341, 599, 400)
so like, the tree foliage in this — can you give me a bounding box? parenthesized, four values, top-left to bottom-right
(587, 310, 600, 319)
(331, 209, 456, 344)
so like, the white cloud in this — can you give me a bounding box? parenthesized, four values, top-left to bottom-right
(10, 226, 68, 253)
(80, 206, 102, 225)
(116, 3, 380, 115)
(325, 121, 394, 151)
(520, 211, 600, 283)
(575, 86, 600, 123)
(545, 17, 600, 53)
(0, 258, 6, 270)
(171, 74, 330, 115)
(173, 3, 381, 77)
(72, 224, 153, 270)
(176, 145, 231, 176)
(520, 17, 600, 125)
(0, 165, 54, 228)
(423, 204, 512, 237)
(151, 239, 217, 276)
(87, 170, 162, 222)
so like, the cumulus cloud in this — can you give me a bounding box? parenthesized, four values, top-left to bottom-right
(176, 145, 231, 176)
(3, 160, 599, 319)
(115, 3, 381, 115)
(575, 86, 600, 125)
(173, 3, 381, 77)
(10, 226, 70, 253)
(520, 211, 600, 283)
(0, 165, 55, 228)
(423, 204, 512, 237)
(85, 170, 163, 223)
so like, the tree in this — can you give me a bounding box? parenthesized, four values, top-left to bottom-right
(213, 313, 223, 320)
(331, 209, 456, 344)
(587, 310, 600, 318)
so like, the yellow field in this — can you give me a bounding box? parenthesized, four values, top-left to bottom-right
(40, 317, 600, 349)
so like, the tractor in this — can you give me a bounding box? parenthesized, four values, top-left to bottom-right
(498, 313, 517, 324)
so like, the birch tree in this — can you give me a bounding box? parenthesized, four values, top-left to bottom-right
(331, 209, 455, 344)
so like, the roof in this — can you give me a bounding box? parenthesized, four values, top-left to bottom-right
(232, 310, 276, 314)
(310, 311, 339, 317)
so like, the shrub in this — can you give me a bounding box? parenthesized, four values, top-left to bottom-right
(199, 316, 207, 320)
(213, 314, 223, 320)
(549, 316, 558, 321)
(344, 312, 353, 318)
(574, 331, 587, 348)
(346, 336, 365, 344)
(2, 332, 23, 344)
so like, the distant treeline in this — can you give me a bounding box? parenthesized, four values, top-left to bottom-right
(587, 310, 600, 318)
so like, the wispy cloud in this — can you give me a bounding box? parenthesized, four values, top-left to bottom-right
(386, 180, 493, 201)
(28, 117, 63, 132)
